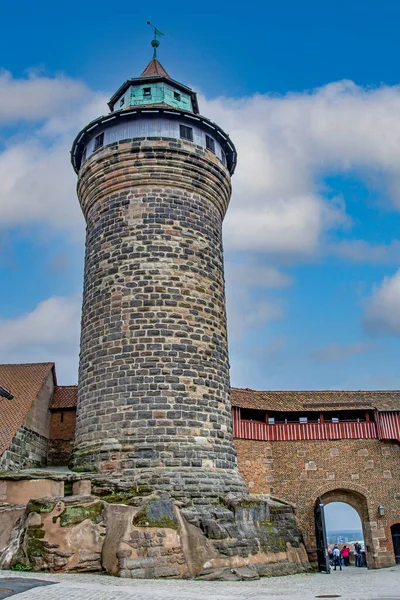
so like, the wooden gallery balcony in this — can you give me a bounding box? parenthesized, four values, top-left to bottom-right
(231, 392, 400, 442)
(232, 408, 378, 441)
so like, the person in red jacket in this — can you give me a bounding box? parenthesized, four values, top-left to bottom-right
(341, 545, 350, 566)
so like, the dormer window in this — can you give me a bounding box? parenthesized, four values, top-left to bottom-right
(205, 135, 215, 153)
(174, 91, 181, 101)
(119, 97, 125, 107)
(180, 124, 193, 142)
(143, 87, 151, 97)
(94, 132, 104, 151)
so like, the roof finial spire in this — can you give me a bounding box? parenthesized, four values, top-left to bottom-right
(147, 22, 165, 59)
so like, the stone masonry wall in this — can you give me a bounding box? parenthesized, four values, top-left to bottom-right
(72, 137, 246, 497)
(0, 426, 48, 470)
(235, 437, 400, 568)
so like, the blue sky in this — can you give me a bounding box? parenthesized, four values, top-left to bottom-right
(1, 0, 400, 400)
(325, 502, 362, 535)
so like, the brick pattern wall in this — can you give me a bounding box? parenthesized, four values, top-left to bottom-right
(0, 425, 48, 469)
(72, 137, 245, 496)
(48, 410, 76, 466)
(235, 438, 400, 568)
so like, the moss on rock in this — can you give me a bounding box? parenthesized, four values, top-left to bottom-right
(26, 500, 57, 514)
(53, 501, 103, 527)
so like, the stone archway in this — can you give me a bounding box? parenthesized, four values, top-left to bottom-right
(319, 488, 375, 569)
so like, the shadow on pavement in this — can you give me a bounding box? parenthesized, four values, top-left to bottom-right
(0, 577, 56, 598)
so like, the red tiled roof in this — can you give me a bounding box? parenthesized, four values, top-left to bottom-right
(50, 386, 78, 409)
(141, 59, 169, 78)
(0, 363, 55, 455)
(230, 388, 400, 412)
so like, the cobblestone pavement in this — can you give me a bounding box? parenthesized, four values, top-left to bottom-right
(1, 566, 399, 600)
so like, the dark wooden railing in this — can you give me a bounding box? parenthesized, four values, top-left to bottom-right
(232, 408, 379, 441)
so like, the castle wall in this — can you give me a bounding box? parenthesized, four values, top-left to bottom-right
(0, 370, 53, 470)
(22, 370, 53, 438)
(73, 137, 245, 496)
(48, 409, 76, 466)
(235, 437, 400, 568)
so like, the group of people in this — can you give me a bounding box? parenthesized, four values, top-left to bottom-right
(329, 542, 365, 570)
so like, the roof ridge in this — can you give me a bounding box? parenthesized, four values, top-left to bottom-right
(231, 388, 400, 393)
(55, 384, 78, 388)
(0, 361, 55, 368)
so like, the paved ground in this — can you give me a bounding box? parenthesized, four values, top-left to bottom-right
(0, 565, 399, 600)
(0, 579, 55, 599)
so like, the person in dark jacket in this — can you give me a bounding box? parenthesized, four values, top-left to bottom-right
(354, 542, 362, 567)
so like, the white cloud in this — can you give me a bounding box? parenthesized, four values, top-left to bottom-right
(202, 81, 400, 255)
(311, 341, 375, 363)
(0, 296, 81, 383)
(0, 72, 107, 233)
(224, 195, 335, 255)
(363, 269, 400, 335)
(225, 261, 291, 339)
(0, 139, 82, 231)
(2, 72, 400, 259)
(329, 239, 400, 264)
(0, 70, 91, 123)
(225, 262, 293, 288)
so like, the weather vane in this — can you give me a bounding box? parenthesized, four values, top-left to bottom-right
(147, 22, 165, 59)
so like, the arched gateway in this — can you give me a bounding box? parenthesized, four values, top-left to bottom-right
(232, 388, 400, 569)
(315, 488, 375, 570)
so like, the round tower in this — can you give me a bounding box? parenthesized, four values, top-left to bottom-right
(70, 50, 246, 498)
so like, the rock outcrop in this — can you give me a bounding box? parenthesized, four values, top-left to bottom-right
(0, 482, 311, 579)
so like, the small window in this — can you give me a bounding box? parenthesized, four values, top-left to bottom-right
(268, 417, 275, 424)
(119, 97, 125, 107)
(94, 132, 104, 150)
(60, 412, 64, 423)
(205, 135, 215, 153)
(221, 150, 227, 166)
(299, 417, 308, 423)
(174, 91, 181, 101)
(179, 124, 193, 141)
(81, 148, 87, 163)
(143, 87, 151, 97)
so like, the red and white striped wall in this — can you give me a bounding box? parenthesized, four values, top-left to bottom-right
(232, 407, 400, 442)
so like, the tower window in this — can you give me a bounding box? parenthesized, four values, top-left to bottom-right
(205, 135, 215, 153)
(221, 150, 227, 166)
(94, 132, 104, 150)
(174, 91, 181, 101)
(180, 124, 193, 141)
(143, 87, 151, 97)
(81, 148, 87, 163)
(119, 97, 125, 107)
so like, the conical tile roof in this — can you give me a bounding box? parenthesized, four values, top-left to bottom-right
(141, 59, 169, 78)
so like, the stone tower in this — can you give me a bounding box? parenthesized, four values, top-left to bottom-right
(71, 50, 246, 498)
